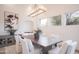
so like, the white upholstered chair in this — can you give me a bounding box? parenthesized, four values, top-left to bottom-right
(48, 41, 68, 54)
(65, 40, 77, 54)
(20, 38, 34, 54)
(48, 40, 77, 54)
(15, 34, 22, 53)
(22, 39, 42, 54)
(15, 34, 42, 54)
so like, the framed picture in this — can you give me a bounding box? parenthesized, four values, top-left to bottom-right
(50, 15, 61, 25)
(38, 15, 62, 28)
(4, 11, 19, 31)
(66, 11, 79, 25)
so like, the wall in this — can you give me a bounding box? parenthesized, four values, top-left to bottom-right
(0, 4, 33, 35)
(34, 4, 79, 49)
(0, 4, 79, 49)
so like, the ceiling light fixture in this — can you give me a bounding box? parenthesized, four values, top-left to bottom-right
(27, 4, 47, 17)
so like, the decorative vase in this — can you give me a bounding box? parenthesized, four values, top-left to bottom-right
(8, 30, 16, 35)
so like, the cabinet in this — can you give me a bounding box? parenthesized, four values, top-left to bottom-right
(0, 35, 16, 48)
(0, 35, 16, 54)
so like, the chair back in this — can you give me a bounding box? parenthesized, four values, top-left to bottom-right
(21, 38, 34, 54)
(57, 42, 68, 54)
(66, 41, 77, 54)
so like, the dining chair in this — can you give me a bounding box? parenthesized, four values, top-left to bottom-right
(20, 38, 34, 54)
(17, 35, 42, 54)
(21, 39, 42, 54)
(14, 34, 22, 53)
(48, 41, 68, 54)
(65, 40, 77, 54)
(48, 40, 77, 54)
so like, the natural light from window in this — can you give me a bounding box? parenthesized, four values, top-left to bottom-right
(40, 18, 47, 26)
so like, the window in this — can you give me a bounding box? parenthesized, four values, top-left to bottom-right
(40, 18, 48, 26)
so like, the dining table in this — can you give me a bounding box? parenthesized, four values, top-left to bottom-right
(21, 33, 62, 54)
(31, 38, 62, 54)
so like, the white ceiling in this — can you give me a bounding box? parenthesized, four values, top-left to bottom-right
(0, 4, 79, 17)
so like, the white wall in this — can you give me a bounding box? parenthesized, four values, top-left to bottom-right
(0, 4, 79, 49)
(0, 4, 33, 35)
(34, 4, 79, 49)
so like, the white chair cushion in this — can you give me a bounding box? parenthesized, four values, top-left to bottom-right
(66, 41, 77, 54)
(49, 41, 68, 54)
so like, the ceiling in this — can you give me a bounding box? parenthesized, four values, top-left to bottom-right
(0, 4, 79, 17)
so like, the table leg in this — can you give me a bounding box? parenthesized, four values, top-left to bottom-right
(41, 47, 48, 54)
